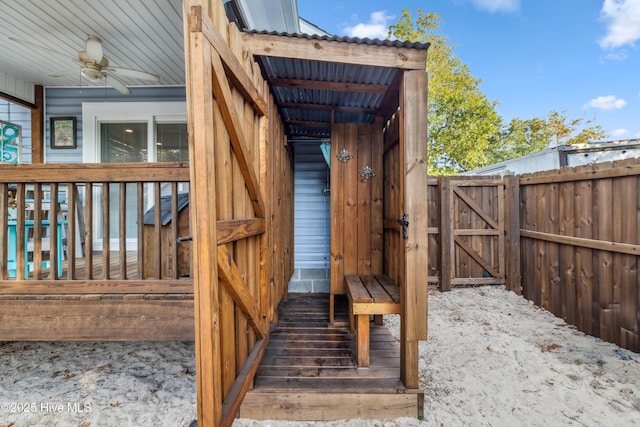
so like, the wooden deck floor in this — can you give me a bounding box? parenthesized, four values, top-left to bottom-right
(240, 293, 423, 421)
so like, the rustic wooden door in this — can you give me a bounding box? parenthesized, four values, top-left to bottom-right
(439, 177, 506, 291)
(382, 69, 429, 389)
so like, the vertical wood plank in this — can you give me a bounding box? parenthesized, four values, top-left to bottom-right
(230, 27, 250, 370)
(427, 179, 440, 284)
(170, 182, 179, 279)
(595, 178, 613, 340)
(504, 176, 521, 294)
(576, 180, 593, 336)
(356, 314, 370, 367)
(49, 183, 60, 280)
(119, 183, 127, 279)
(84, 183, 93, 280)
(30, 85, 44, 163)
(619, 177, 637, 342)
(357, 123, 372, 275)
(215, 83, 237, 402)
(185, 5, 222, 424)
(259, 81, 272, 321)
(153, 182, 162, 278)
(330, 122, 345, 322)
(439, 176, 452, 292)
(344, 123, 359, 275)
(536, 182, 548, 310)
(547, 183, 561, 317)
(15, 184, 25, 279)
(521, 184, 536, 302)
(32, 185, 42, 280)
(371, 117, 384, 274)
(101, 183, 110, 280)
(136, 182, 144, 279)
(400, 69, 428, 388)
(559, 181, 576, 324)
(67, 184, 77, 280)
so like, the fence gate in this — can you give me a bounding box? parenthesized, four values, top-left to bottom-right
(438, 177, 506, 291)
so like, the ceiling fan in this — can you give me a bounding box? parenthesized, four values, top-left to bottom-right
(10, 35, 160, 95)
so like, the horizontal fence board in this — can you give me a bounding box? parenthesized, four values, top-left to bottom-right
(521, 230, 640, 256)
(0, 162, 190, 183)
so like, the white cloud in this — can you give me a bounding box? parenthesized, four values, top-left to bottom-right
(343, 11, 394, 39)
(604, 50, 628, 60)
(611, 128, 630, 137)
(599, 0, 640, 49)
(470, 0, 520, 14)
(584, 95, 628, 110)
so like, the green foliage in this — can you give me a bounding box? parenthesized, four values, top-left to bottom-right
(389, 9, 501, 175)
(388, 9, 609, 174)
(488, 111, 609, 164)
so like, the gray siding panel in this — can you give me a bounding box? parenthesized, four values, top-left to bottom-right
(45, 86, 186, 164)
(293, 142, 330, 269)
(3, 86, 186, 164)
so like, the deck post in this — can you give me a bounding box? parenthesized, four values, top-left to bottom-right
(399, 68, 429, 389)
(184, 2, 222, 425)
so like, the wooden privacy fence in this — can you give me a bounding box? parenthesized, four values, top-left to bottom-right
(430, 160, 640, 354)
(427, 176, 519, 292)
(518, 158, 640, 353)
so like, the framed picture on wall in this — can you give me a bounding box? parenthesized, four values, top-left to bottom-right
(50, 116, 77, 149)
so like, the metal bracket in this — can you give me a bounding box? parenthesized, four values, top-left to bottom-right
(397, 212, 409, 240)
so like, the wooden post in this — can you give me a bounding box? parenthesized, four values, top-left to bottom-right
(399, 69, 428, 389)
(439, 176, 452, 292)
(504, 175, 521, 294)
(185, 3, 222, 426)
(30, 85, 44, 164)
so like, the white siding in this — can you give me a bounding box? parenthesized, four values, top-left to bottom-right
(293, 142, 330, 269)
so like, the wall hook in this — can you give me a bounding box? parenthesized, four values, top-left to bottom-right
(336, 148, 352, 163)
(359, 165, 376, 180)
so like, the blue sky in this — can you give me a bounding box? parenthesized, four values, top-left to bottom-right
(297, 0, 640, 140)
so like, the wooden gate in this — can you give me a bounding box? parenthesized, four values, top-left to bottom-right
(438, 177, 506, 291)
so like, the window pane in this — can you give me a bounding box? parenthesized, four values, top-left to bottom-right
(100, 122, 147, 162)
(156, 123, 188, 162)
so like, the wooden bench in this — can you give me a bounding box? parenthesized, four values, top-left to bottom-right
(344, 274, 401, 367)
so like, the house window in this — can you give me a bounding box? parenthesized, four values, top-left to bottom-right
(157, 123, 189, 162)
(100, 122, 148, 162)
(82, 102, 188, 250)
(82, 101, 187, 163)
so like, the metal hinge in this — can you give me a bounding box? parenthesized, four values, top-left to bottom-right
(397, 212, 409, 240)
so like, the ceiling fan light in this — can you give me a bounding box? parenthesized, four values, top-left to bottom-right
(81, 68, 104, 82)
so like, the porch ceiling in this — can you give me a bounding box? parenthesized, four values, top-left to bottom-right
(0, 0, 186, 89)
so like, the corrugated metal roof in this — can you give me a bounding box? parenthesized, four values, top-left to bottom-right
(253, 35, 428, 138)
(246, 30, 430, 50)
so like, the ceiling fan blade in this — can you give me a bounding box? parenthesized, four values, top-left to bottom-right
(48, 68, 81, 77)
(106, 67, 160, 82)
(103, 71, 132, 95)
(9, 37, 80, 63)
(85, 35, 103, 63)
